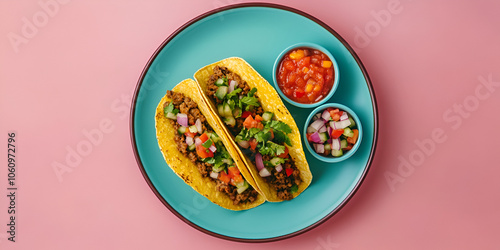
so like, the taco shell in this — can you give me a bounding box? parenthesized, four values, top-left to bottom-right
(155, 79, 265, 210)
(193, 57, 313, 202)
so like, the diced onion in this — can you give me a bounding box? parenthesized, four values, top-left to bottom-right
(259, 167, 271, 177)
(228, 80, 237, 93)
(238, 140, 250, 149)
(309, 132, 322, 143)
(194, 137, 202, 146)
(313, 143, 325, 154)
(275, 164, 283, 172)
(318, 125, 327, 133)
(340, 111, 349, 121)
(209, 145, 217, 153)
(321, 109, 331, 121)
(309, 119, 326, 132)
(177, 113, 188, 127)
(255, 153, 264, 171)
(210, 171, 219, 179)
(331, 119, 351, 129)
(195, 119, 203, 134)
(185, 136, 194, 146)
(306, 126, 317, 133)
(330, 121, 337, 130)
(331, 138, 341, 150)
(327, 126, 333, 137)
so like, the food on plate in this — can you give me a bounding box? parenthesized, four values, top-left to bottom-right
(276, 47, 335, 104)
(155, 79, 265, 210)
(194, 57, 312, 202)
(306, 107, 359, 157)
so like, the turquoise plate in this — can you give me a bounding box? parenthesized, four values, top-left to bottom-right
(131, 3, 378, 242)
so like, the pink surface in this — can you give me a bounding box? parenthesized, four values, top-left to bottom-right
(1, 0, 499, 249)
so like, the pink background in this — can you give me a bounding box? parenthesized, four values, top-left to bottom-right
(1, 0, 499, 249)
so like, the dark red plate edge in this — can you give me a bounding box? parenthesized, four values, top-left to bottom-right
(129, 2, 379, 243)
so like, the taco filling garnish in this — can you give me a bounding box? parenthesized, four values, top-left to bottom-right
(162, 90, 260, 205)
(205, 66, 302, 200)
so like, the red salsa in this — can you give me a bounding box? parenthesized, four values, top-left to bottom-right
(277, 47, 335, 104)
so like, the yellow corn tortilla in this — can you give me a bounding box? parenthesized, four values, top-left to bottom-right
(193, 57, 313, 202)
(155, 79, 265, 210)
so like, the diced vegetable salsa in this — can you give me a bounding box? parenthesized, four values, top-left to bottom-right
(306, 107, 359, 157)
(277, 47, 335, 104)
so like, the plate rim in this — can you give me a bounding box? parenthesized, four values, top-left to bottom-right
(130, 2, 379, 243)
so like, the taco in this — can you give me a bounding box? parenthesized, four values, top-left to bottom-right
(155, 79, 265, 210)
(194, 57, 313, 202)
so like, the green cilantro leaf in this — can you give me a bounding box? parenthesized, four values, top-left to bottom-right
(273, 130, 292, 146)
(241, 96, 260, 108)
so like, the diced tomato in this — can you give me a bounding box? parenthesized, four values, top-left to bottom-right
(294, 89, 305, 98)
(347, 129, 359, 144)
(218, 171, 230, 184)
(228, 166, 240, 176)
(284, 60, 295, 71)
(199, 133, 209, 143)
(269, 128, 274, 140)
(196, 144, 213, 158)
(277, 146, 289, 158)
(249, 138, 258, 151)
(297, 56, 311, 68)
(331, 129, 344, 139)
(254, 115, 263, 122)
(344, 144, 353, 151)
(241, 111, 252, 118)
(243, 115, 255, 129)
(329, 108, 341, 121)
(256, 121, 264, 130)
(232, 174, 243, 184)
(285, 168, 293, 177)
(306, 133, 313, 142)
(184, 131, 197, 138)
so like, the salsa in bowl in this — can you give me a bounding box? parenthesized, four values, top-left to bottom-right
(273, 43, 339, 108)
(304, 103, 362, 163)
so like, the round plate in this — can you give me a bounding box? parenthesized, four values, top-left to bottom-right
(131, 3, 378, 242)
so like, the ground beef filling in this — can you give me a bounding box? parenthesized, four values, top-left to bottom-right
(262, 155, 302, 200)
(206, 67, 302, 200)
(207, 66, 264, 135)
(165, 90, 258, 205)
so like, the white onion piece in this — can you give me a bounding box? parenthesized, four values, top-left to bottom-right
(313, 143, 325, 154)
(318, 125, 327, 133)
(330, 121, 336, 130)
(338, 119, 351, 128)
(331, 120, 351, 129)
(195, 119, 203, 134)
(238, 140, 250, 149)
(210, 171, 219, 179)
(310, 119, 326, 132)
(275, 164, 283, 172)
(321, 109, 331, 121)
(340, 111, 349, 121)
(209, 145, 217, 153)
(306, 126, 317, 133)
(185, 136, 194, 146)
(194, 137, 202, 146)
(177, 113, 188, 127)
(255, 153, 264, 171)
(331, 138, 341, 150)
(259, 167, 271, 177)
(228, 80, 237, 93)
